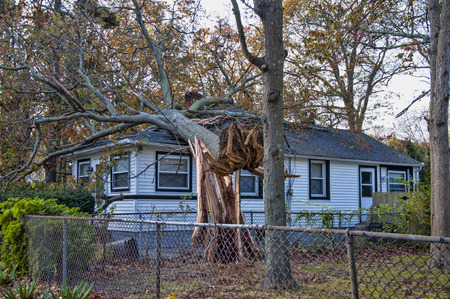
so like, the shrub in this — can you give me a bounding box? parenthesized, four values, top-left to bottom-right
(373, 188, 430, 235)
(0, 183, 95, 214)
(0, 197, 89, 273)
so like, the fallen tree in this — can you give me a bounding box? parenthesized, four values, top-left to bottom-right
(189, 127, 264, 263)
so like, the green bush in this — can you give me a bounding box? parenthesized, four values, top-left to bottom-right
(0, 197, 89, 273)
(373, 188, 431, 235)
(0, 183, 95, 214)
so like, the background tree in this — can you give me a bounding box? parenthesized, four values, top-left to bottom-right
(283, 0, 425, 130)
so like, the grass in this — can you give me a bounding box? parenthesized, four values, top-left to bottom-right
(15, 238, 450, 298)
(76, 247, 449, 299)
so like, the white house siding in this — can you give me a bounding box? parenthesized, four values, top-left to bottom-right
(329, 161, 360, 210)
(136, 198, 198, 214)
(72, 146, 422, 219)
(285, 157, 309, 211)
(135, 147, 197, 197)
(286, 159, 359, 212)
(380, 167, 388, 192)
(135, 147, 156, 195)
(288, 159, 360, 212)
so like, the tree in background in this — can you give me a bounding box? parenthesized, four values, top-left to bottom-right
(283, 0, 428, 130)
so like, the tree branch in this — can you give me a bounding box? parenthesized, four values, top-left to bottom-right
(230, 0, 266, 70)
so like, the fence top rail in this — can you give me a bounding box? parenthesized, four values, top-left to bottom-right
(109, 211, 401, 216)
(25, 215, 450, 244)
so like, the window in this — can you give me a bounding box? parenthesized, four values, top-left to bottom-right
(156, 153, 191, 191)
(309, 160, 329, 199)
(77, 159, 91, 185)
(111, 156, 130, 191)
(240, 170, 260, 197)
(388, 170, 406, 192)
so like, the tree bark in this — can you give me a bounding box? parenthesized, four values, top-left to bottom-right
(254, 0, 297, 289)
(155, 109, 220, 157)
(428, 0, 450, 270)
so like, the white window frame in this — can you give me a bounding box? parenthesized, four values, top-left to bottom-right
(156, 153, 191, 191)
(239, 170, 260, 197)
(388, 170, 406, 192)
(310, 160, 327, 198)
(111, 156, 130, 191)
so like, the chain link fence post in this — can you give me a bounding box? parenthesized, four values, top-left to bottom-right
(346, 230, 359, 299)
(62, 219, 67, 284)
(155, 222, 161, 299)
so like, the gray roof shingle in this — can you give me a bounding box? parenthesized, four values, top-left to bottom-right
(284, 126, 421, 165)
(73, 124, 422, 166)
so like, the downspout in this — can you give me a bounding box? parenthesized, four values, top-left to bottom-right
(286, 157, 293, 225)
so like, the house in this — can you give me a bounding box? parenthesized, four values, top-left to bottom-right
(69, 124, 423, 217)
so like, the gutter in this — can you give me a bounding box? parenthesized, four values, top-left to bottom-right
(65, 140, 188, 159)
(284, 154, 424, 168)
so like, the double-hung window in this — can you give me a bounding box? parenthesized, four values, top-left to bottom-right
(156, 153, 191, 191)
(240, 170, 260, 197)
(310, 160, 329, 199)
(388, 170, 406, 192)
(111, 156, 130, 191)
(77, 159, 91, 186)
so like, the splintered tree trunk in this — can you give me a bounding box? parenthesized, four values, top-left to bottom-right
(190, 139, 209, 249)
(189, 138, 263, 263)
(428, 0, 450, 270)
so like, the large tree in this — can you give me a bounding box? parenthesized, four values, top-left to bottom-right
(428, 0, 450, 269)
(283, 0, 426, 130)
(231, 0, 297, 288)
(0, 0, 258, 187)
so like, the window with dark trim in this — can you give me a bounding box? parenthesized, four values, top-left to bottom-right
(240, 170, 261, 198)
(156, 153, 191, 191)
(309, 160, 329, 199)
(77, 159, 91, 186)
(111, 156, 130, 191)
(388, 170, 406, 192)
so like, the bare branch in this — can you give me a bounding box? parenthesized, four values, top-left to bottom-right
(230, 0, 266, 69)
(396, 90, 431, 118)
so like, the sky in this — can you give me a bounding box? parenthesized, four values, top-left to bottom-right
(199, 0, 431, 140)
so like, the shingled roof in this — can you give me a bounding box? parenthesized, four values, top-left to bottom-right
(284, 126, 422, 166)
(128, 127, 189, 146)
(72, 124, 422, 167)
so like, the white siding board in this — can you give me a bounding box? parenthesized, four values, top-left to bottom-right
(289, 160, 361, 212)
(73, 142, 415, 216)
(136, 199, 197, 213)
(241, 199, 264, 212)
(381, 167, 388, 192)
(135, 148, 197, 197)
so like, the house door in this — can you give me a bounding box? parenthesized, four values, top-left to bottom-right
(360, 168, 376, 209)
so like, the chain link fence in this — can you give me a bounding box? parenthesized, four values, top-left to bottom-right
(110, 211, 401, 230)
(25, 215, 450, 298)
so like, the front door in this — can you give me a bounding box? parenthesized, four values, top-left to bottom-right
(360, 168, 376, 209)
